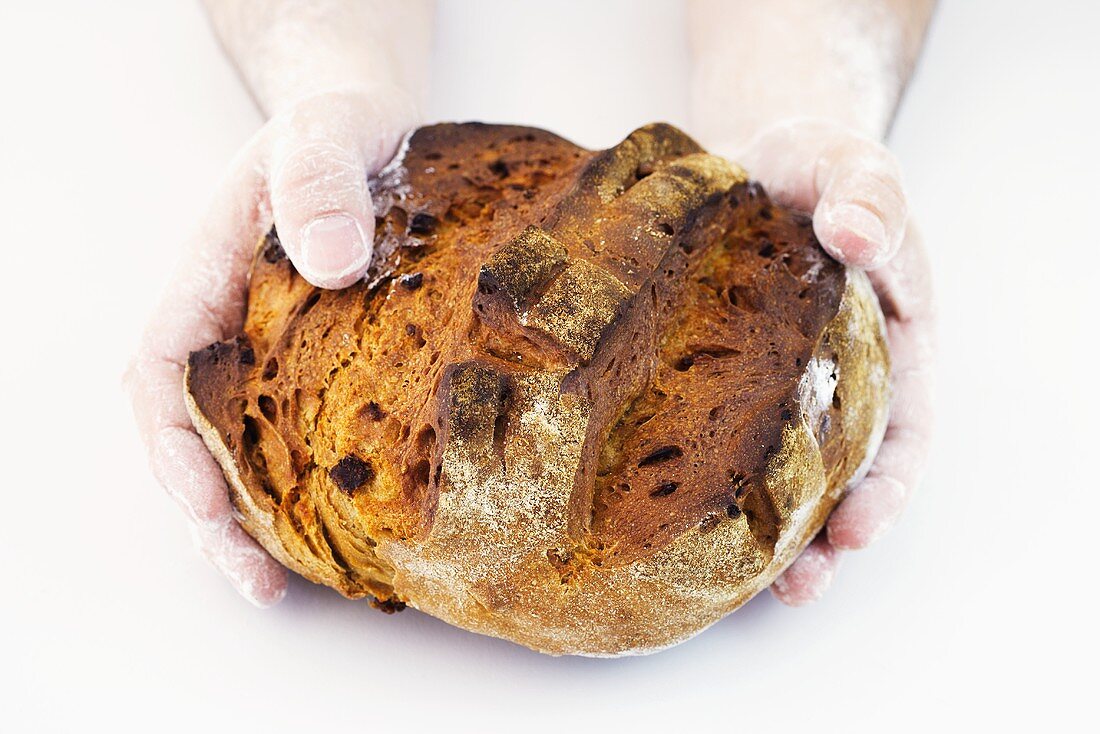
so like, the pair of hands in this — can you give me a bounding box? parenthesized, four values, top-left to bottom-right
(125, 90, 934, 608)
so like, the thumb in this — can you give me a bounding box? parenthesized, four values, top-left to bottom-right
(737, 119, 908, 270)
(812, 134, 907, 270)
(267, 90, 417, 289)
(270, 128, 375, 290)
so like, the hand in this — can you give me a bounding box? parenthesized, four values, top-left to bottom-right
(124, 88, 418, 606)
(732, 118, 935, 605)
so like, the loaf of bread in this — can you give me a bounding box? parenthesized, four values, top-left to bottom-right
(185, 123, 889, 656)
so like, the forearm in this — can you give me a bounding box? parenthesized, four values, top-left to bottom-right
(688, 0, 934, 152)
(202, 0, 434, 117)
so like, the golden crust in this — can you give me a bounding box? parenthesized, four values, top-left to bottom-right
(185, 123, 890, 655)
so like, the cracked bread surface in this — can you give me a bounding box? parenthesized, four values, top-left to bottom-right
(185, 122, 890, 656)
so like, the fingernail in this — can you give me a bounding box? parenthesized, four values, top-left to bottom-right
(301, 214, 369, 281)
(829, 203, 888, 264)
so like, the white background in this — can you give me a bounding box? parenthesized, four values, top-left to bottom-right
(2, 1, 1097, 731)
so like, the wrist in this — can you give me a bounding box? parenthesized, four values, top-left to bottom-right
(206, 0, 433, 119)
(266, 80, 424, 130)
(700, 114, 875, 164)
(686, 1, 922, 156)
(689, 74, 897, 159)
(245, 43, 427, 120)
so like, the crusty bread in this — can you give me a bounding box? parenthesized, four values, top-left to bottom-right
(185, 123, 890, 656)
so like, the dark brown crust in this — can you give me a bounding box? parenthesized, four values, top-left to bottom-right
(185, 123, 889, 655)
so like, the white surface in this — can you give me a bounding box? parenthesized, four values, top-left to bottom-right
(1, 1, 1097, 731)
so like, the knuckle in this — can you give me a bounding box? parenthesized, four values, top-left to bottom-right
(273, 141, 360, 187)
(270, 140, 367, 211)
(836, 148, 903, 193)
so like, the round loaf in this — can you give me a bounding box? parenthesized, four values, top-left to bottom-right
(185, 123, 890, 656)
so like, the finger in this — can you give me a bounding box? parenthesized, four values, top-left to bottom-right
(738, 119, 907, 268)
(192, 510, 288, 608)
(770, 533, 842, 606)
(125, 139, 288, 605)
(828, 226, 935, 550)
(826, 474, 907, 552)
(867, 220, 935, 324)
(168, 425, 288, 607)
(269, 90, 416, 289)
(827, 333, 933, 550)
